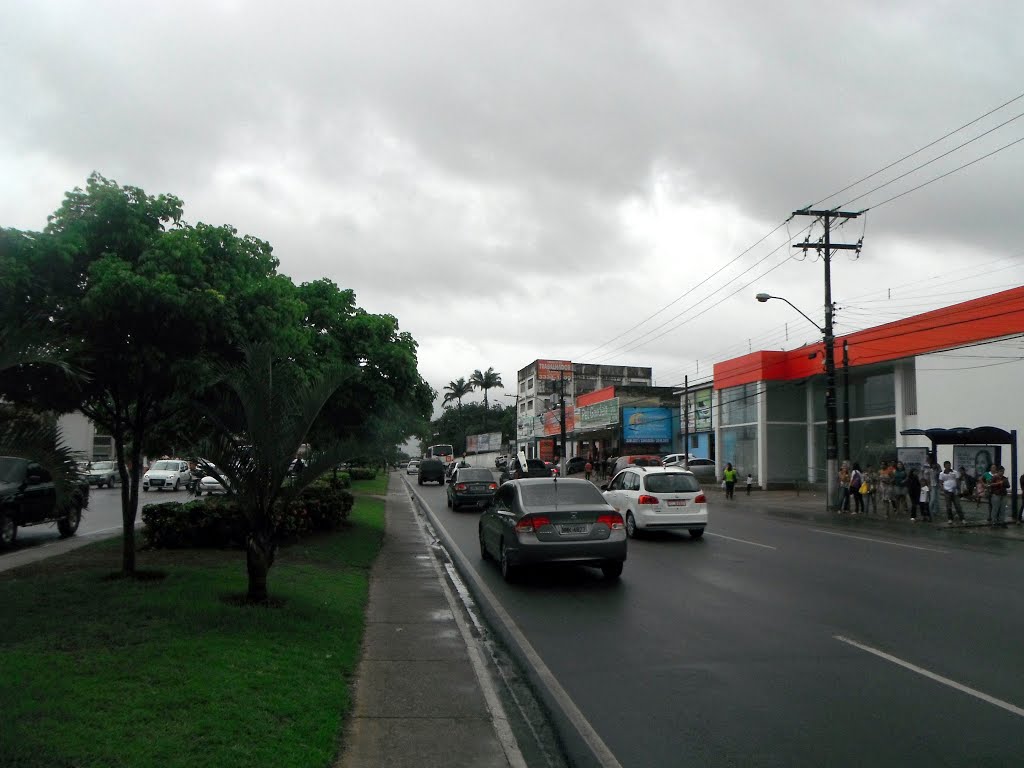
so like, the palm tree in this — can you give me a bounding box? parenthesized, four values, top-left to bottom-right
(198, 343, 358, 603)
(469, 368, 503, 430)
(443, 377, 473, 447)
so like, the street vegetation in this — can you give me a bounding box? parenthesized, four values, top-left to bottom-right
(0, 485, 386, 768)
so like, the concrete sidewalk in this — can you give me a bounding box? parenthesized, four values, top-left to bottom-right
(337, 474, 522, 768)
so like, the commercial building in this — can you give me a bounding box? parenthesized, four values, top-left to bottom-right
(515, 360, 678, 461)
(711, 286, 1024, 489)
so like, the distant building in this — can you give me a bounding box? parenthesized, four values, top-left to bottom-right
(57, 412, 114, 461)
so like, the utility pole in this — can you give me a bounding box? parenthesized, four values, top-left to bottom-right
(792, 208, 862, 510)
(559, 370, 567, 476)
(842, 340, 850, 462)
(683, 375, 690, 469)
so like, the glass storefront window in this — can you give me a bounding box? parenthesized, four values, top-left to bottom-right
(721, 383, 760, 426)
(720, 425, 758, 477)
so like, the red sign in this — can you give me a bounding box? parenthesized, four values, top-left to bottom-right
(537, 359, 573, 381)
(543, 406, 575, 436)
(538, 439, 555, 461)
(576, 385, 614, 407)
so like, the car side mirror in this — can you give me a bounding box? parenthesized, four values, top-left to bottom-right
(600, 483, 609, 491)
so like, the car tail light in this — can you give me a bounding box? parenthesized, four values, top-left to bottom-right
(694, 493, 706, 503)
(596, 512, 625, 530)
(515, 515, 550, 533)
(488, 483, 497, 490)
(637, 494, 659, 505)
(455, 483, 467, 491)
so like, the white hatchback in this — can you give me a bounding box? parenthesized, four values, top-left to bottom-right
(142, 459, 191, 492)
(602, 466, 707, 539)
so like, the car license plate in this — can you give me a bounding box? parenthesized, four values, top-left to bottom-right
(151, 480, 164, 487)
(470, 484, 486, 491)
(667, 499, 686, 506)
(559, 524, 589, 535)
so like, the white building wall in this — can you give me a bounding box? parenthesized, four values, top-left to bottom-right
(912, 337, 1024, 463)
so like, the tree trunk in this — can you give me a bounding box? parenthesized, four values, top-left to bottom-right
(246, 529, 276, 603)
(114, 435, 138, 575)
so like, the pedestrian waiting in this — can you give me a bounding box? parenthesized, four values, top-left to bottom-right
(990, 465, 1009, 527)
(723, 463, 738, 499)
(939, 461, 966, 523)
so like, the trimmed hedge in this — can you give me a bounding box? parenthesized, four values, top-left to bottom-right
(142, 485, 355, 549)
(348, 467, 376, 481)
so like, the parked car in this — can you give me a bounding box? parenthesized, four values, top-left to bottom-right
(406, 460, 420, 475)
(662, 453, 698, 468)
(564, 456, 588, 476)
(602, 466, 707, 539)
(478, 478, 626, 582)
(685, 458, 717, 482)
(446, 467, 498, 511)
(143, 459, 192, 492)
(418, 457, 446, 485)
(495, 455, 509, 469)
(544, 461, 559, 477)
(499, 457, 551, 484)
(611, 454, 664, 474)
(85, 460, 118, 488)
(0, 456, 88, 547)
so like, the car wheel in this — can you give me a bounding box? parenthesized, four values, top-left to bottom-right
(689, 528, 705, 540)
(418, 477, 423, 485)
(500, 540, 518, 582)
(625, 512, 638, 539)
(173, 479, 180, 491)
(601, 561, 623, 581)
(479, 527, 490, 561)
(57, 504, 82, 538)
(446, 496, 452, 508)
(0, 512, 16, 548)
(143, 486, 149, 492)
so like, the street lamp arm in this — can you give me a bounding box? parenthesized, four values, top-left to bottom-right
(755, 293, 824, 334)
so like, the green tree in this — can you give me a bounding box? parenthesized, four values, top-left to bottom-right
(0, 175, 298, 575)
(469, 367, 504, 430)
(198, 344, 357, 602)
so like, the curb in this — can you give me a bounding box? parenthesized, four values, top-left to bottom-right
(402, 476, 620, 768)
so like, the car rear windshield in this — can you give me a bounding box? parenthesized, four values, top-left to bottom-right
(91, 461, 114, 471)
(520, 482, 605, 507)
(458, 469, 493, 482)
(645, 473, 701, 493)
(0, 457, 27, 483)
(525, 460, 547, 471)
(631, 456, 663, 467)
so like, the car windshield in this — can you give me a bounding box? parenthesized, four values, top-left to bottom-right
(520, 482, 605, 507)
(458, 469, 493, 482)
(91, 461, 114, 471)
(0, 457, 27, 483)
(151, 461, 178, 471)
(645, 473, 701, 493)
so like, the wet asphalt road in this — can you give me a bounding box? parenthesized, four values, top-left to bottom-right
(414, 475, 1024, 768)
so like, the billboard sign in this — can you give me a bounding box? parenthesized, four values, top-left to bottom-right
(537, 359, 573, 381)
(467, 431, 503, 452)
(577, 397, 620, 430)
(684, 388, 713, 432)
(623, 407, 673, 444)
(952, 444, 1000, 479)
(543, 406, 575, 436)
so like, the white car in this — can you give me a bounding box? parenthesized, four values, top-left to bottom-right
(662, 453, 698, 468)
(407, 460, 420, 475)
(142, 459, 191, 492)
(200, 470, 229, 495)
(602, 466, 707, 539)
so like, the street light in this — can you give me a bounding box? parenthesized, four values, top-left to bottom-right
(755, 292, 838, 510)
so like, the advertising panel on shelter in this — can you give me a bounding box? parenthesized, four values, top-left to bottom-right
(952, 444, 1001, 479)
(623, 407, 673, 444)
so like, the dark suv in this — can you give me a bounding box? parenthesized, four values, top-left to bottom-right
(0, 456, 89, 548)
(417, 457, 446, 485)
(499, 458, 551, 485)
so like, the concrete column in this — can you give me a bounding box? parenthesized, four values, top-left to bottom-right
(758, 381, 769, 489)
(806, 381, 816, 483)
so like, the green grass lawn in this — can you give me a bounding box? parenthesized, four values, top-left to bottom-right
(348, 470, 390, 497)
(0, 495, 386, 768)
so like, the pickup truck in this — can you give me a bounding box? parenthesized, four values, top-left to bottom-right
(0, 456, 89, 548)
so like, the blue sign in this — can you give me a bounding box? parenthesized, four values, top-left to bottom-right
(622, 407, 673, 444)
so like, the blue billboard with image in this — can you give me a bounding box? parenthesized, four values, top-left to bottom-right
(622, 407, 673, 444)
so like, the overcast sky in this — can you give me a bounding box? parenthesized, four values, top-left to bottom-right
(4, 1, 1023, 415)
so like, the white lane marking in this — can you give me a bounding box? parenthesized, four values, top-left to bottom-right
(834, 635, 1024, 718)
(811, 528, 950, 553)
(703, 532, 777, 550)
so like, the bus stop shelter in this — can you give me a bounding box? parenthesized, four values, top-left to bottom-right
(901, 426, 1018, 519)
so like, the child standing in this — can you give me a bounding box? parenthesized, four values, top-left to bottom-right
(919, 476, 931, 520)
(745, 473, 753, 495)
